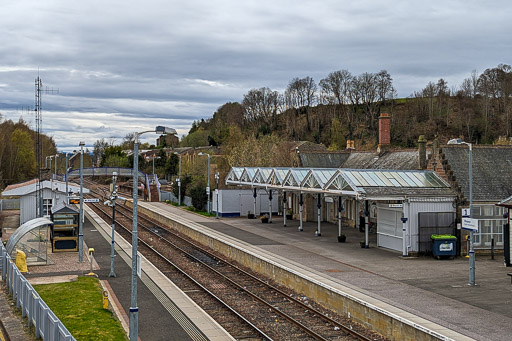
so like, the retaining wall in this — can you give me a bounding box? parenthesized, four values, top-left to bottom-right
(131, 202, 450, 341)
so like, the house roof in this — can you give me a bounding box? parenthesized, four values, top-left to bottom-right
(299, 152, 350, 168)
(341, 150, 423, 170)
(299, 149, 425, 170)
(1, 179, 89, 197)
(441, 145, 512, 202)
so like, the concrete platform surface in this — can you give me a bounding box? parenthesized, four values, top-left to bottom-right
(142, 201, 512, 341)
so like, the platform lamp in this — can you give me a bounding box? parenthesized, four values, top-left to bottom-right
(78, 141, 85, 263)
(54, 153, 59, 180)
(106, 171, 118, 278)
(130, 126, 176, 341)
(197, 152, 211, 213)
(214, 172, 219, 219)
(448, 138, 475, 286)
(173, 152, 182, 206)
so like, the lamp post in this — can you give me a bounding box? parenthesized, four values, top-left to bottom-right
(109, 172, 118, 277)
(214, 172, 219, 219)
(173, 152, 182, 206)
(78, 141, 85, 263)
(54, 153, 59, 180)
(152, 156, 161, 178)
(130, 126, 176, 341)
(448, 138, 475, 285)
(197, 152, 210, 213)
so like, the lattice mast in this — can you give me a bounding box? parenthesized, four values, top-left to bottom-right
(34, 77, 58, 217)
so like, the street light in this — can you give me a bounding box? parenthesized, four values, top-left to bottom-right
(197, 152, 210, 213)
(78, 141, 85, 263)
(448, 138, 475, 285)
(173, 152, 182, 206)
(107, 172, 118, 278)
(131, 126, 176, 341)
(214, 172, 219, 219)
(46, 155, 53, 170)
(152, 156, 161, 179)
(54, 153, 59, 180)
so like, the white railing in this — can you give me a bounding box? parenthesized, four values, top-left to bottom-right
(0, 244, 75, 340)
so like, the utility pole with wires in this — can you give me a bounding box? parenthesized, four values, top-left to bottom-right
(34, 77, 58, 217)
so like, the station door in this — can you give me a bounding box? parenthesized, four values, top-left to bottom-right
(418, 212, 456, 254)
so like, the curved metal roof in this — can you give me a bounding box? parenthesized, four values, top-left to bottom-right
(6, 217, 53, 255)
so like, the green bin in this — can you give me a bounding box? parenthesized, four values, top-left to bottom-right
(431, 234, 456, 259)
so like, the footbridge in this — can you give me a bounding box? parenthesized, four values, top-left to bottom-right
(65, 167, 162, 201)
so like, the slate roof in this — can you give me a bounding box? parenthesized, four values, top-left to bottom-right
(300, 149, 425, 170)
(341, 150, 422, 170)
(299, 152, 350, 168)
(441, 145, 512, 202)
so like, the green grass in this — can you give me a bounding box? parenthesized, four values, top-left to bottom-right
(185, 206, 216, 217)
(33, 277, 127, 341)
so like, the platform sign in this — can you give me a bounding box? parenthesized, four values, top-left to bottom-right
(84, 198, 99, 203)
(389, 204, 403, 208)
(462, 208, 471, 218)
(462, 217, 478, 231)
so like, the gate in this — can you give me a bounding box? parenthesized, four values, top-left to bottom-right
(418, 212, 456, 254)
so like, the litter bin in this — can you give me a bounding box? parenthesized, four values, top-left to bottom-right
(431, 234, 457, 259)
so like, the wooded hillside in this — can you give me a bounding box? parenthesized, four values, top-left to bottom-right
(183, 64, 512, 157)
(0, 116, 57, 189)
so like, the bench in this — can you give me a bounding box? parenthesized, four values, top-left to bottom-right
(508, 273, 512, 284)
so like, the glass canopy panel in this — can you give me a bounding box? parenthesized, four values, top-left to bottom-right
(389, 172, 409, 186)
(351, 171, 370, 187)
(375, 172, 394, 186)
(276, 169, 288, 182)
(234, 167, 244, 180)
(344, 172, 362, 188)
(260, 168, 273, 183)
(367, 172, 386, 186)
(360, 172, 378, 186)
(398, 172, 419, 187)
(424, 172, 446, 187)
(405, 172, 424, 187)
(246, 168, 257, 180)
(409, 172, 430, 187)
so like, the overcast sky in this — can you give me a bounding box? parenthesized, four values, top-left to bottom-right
(1, 1, 510, 151)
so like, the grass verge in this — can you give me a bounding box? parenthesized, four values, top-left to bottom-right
(33, 277, 127, 341)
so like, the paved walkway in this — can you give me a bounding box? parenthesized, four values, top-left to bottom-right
(142, 202, 512, 341)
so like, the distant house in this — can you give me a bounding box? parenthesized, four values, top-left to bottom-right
(1, 179, 89, 225)
(157, 134, 179, 148)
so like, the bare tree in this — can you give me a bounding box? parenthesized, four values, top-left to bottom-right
(241, 87, 283, 128)
(285, 77, 317, 109)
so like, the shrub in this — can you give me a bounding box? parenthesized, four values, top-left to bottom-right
(190, 183, 207, 210)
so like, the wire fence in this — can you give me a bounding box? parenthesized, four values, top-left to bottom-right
(0, 244, 75, 340)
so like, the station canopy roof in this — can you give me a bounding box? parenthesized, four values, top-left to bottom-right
(226, 167, 455, 200)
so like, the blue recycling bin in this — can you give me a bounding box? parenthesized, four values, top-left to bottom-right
(431, 235, 457, 259)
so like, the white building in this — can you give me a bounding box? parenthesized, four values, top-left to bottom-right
(1, 179, 89, 225)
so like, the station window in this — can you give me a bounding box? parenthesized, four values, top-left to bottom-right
(43, 199, 53, 216)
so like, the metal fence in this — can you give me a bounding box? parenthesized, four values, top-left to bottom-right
(0, 244, 75, 340)
(0, 199, 20, 211)
(160, 191, 192, 207)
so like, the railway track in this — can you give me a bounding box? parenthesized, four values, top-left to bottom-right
(84, 181, 384, 341)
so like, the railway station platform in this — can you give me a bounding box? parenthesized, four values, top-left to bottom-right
(135, 201, 512, 341)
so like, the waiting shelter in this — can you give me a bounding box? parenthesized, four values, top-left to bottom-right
(5, 217, 53, 265)
(226, 167, 456, 255)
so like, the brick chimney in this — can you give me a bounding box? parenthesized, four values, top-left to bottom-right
(418, 135, 427, 169)
(378, 113, 391, 145)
